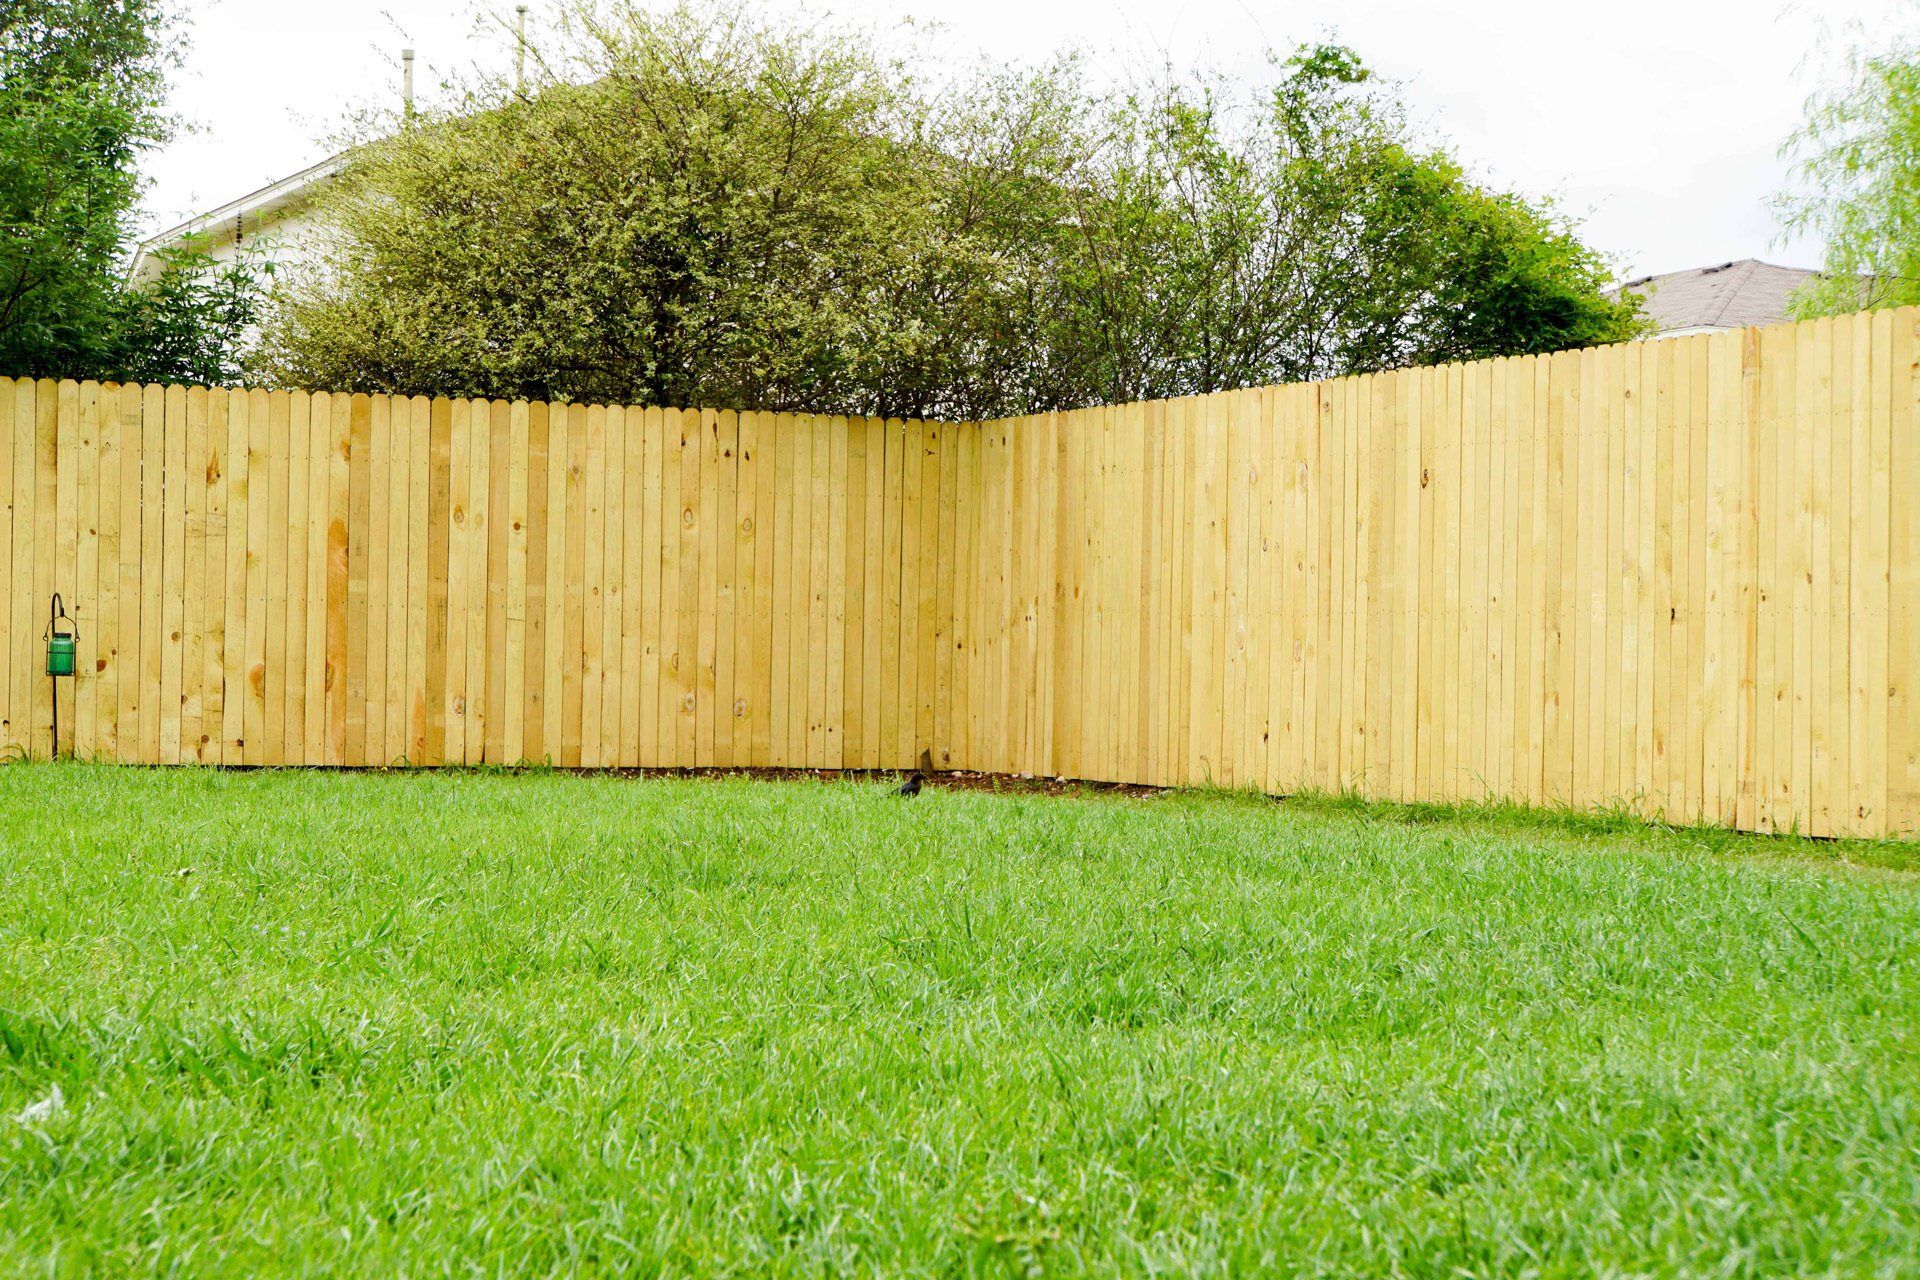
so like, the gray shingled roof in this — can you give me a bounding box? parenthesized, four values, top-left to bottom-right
(1612, 259, 1822, 336)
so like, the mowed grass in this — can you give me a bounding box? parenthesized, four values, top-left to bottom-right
(2, 766, 1918, 1277)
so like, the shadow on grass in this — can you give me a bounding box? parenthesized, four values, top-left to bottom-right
(1209, 784, 1920, 876)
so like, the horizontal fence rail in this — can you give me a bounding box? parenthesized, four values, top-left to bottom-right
(3, 307, 1918, 837)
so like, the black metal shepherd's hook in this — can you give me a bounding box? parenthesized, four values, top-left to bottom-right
(44, 594, 77, 760)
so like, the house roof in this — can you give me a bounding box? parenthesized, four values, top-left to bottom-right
(1613, 259, 1821, 336)
(128, 150, 348, 282)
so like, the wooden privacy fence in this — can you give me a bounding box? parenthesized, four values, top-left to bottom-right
(2, 307, 1918, 837)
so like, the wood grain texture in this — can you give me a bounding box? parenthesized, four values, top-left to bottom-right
(0, 381, 15, 751)
(73, 383, 100, 757)
(485, 400, 511, 765)
(523, 401, 550, 764)
(305, 395, 332, 765)
(283, 392, 311, 764)
(94, 385, 128, 760)
(424, 397, 452, 766)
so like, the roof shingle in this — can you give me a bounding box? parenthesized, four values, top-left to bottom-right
(1612, 259, 1824, 336)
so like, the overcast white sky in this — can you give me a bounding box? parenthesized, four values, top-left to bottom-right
(142, 0, 1902, 281)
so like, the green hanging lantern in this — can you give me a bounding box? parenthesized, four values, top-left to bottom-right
(46, 629, 76, 678)
(44, 595, 77, 757)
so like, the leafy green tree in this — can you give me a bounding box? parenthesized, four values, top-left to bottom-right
(0, 0, 260, 382)
(262, 4, 1081, 418)
(112, 248, 267, 384)
(1778, 16, 1920, 317)
(0, 0, 166, 374)
(262, 1, 1640, 414)
(1048, 46, 1641, 403)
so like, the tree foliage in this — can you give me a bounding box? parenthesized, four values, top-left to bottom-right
(0, 0, 260, 382)
(112, 248, 266, 384)
(1048, 48, 1639, 403)
(1778, 15, 1920, 317)
(262, 0, 1641, 414)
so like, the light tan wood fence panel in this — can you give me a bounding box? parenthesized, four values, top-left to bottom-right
(1, 389, 947, 774)
(970, 312, 1917, 837)
(3, 308, 1917, 836)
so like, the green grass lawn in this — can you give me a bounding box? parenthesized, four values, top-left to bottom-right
(2, 765, 1917, 1277)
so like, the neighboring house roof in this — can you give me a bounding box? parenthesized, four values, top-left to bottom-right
(128, 151, 347, 283)
(1612, 259, 1823, 338)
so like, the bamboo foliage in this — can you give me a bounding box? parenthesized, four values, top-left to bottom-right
(3, 308, 1917, 837)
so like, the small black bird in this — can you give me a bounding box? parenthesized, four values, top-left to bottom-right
(895, 770, 924, 797)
